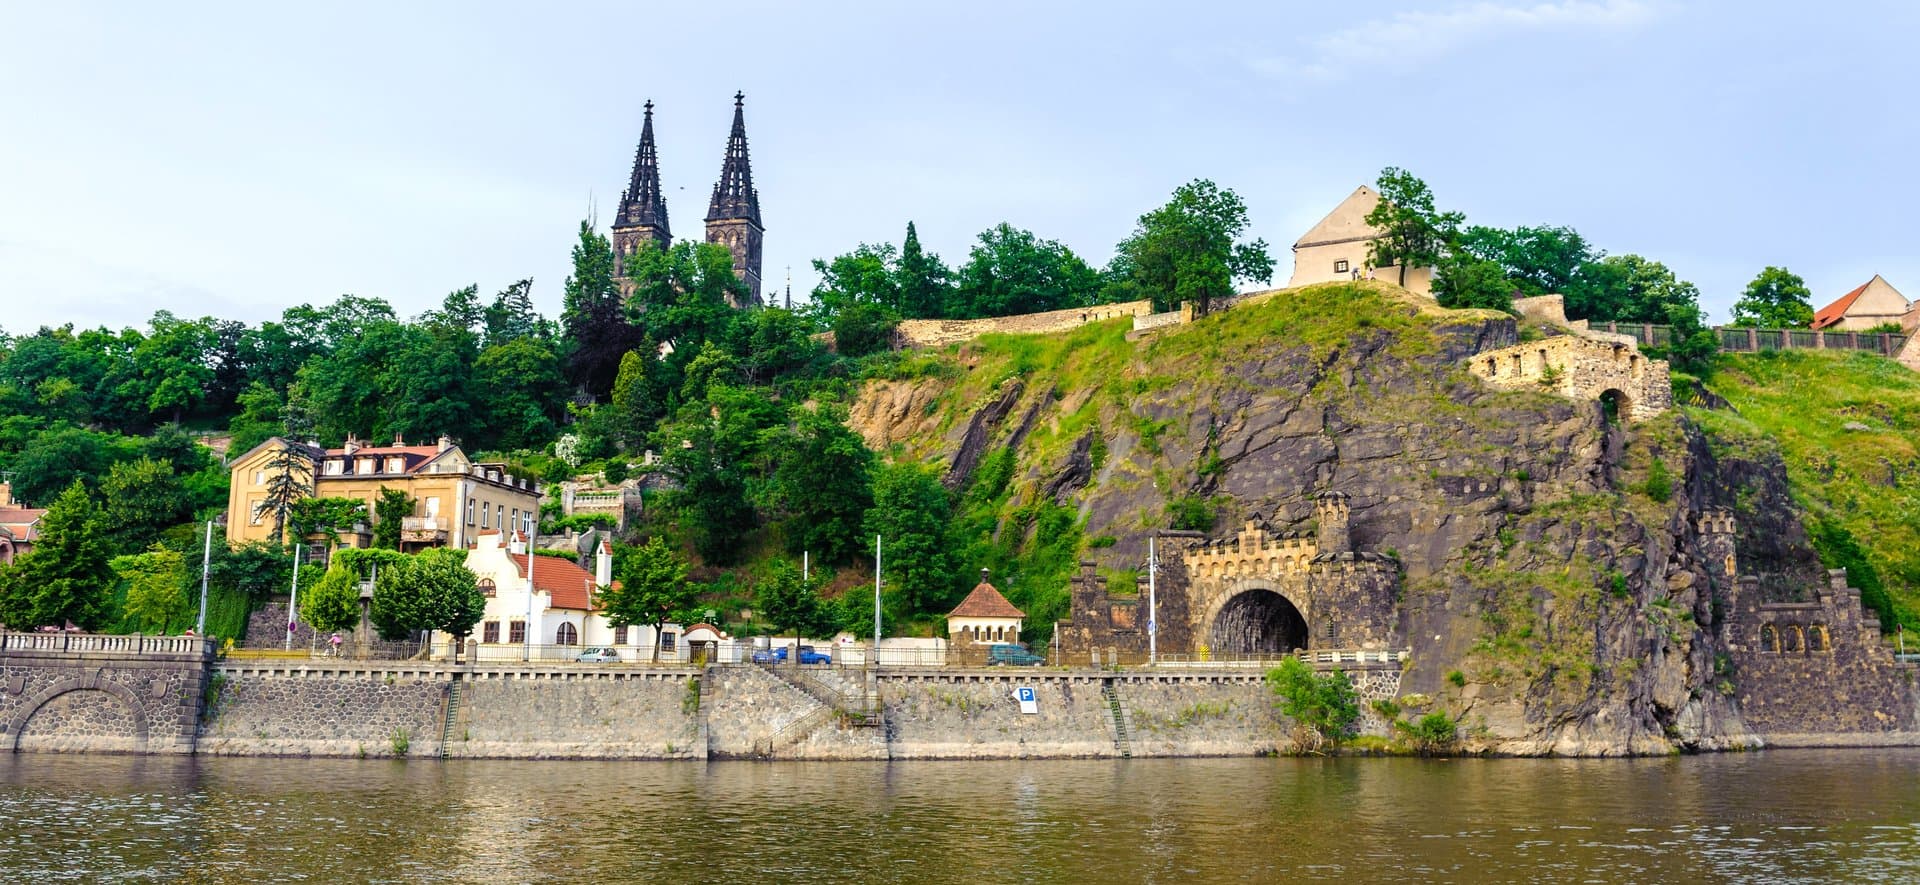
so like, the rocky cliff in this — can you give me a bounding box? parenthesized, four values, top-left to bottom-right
(850, 281, 1860, 755)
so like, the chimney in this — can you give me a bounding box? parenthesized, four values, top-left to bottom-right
(393, 433, 405, 447)
(343, 435, 361, 456)
(596, 537, 613, 588)
(0, 482, 11, 508)
(437, 434, 453, 453)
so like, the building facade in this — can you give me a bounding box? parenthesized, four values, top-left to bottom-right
(224, 435, 540, 553)
(1287, 185, 1433, 296)
(0, 482, 46, 565)
(611, 93, 764, 307)
(1812, 274, 1911, 331)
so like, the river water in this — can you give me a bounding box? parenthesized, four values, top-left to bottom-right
(1, 750, 1916, 883)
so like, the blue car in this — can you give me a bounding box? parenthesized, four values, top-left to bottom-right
(753, 645, 832, 665)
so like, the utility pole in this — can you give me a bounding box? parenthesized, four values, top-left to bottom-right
(284, 543, 302, 651)
(524, 515, 537, 663)
(196, 519, 214, 636)
(873, 535, 882, 649)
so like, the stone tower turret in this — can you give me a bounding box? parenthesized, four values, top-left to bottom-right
(705, 91, 764, 307)
(1314, 490, 1351, 556)
(612, 100, 671, 293)
(1698, 509, 1738, 583)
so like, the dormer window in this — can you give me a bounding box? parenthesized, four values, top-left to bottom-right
(386, 456, 404, 473)
(357, 458, 375, 475)
(324, 460, 344, 476)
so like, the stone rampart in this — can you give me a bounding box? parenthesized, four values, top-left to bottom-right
(894, 300, 1153, 348)
(0, 633, 212, 755)
(1725, 570, 1920, 736)
(1468, 334, 1672, 421)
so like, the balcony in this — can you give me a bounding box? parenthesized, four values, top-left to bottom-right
(400, 516, 448, 543)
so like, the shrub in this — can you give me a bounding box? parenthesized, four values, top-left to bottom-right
(1445, 669, 1466, 688)
(1397, 711, 1458, 755)
(1266, 658, 1360, 751)
(1643, 458, 1672, 503)
(1167, 493, 1218, 532)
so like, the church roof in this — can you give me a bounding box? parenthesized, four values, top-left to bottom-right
(615, 100, 671, 237)
(706, 92, 762, 226)
(949, 577, 1024, 620)
(1293, 185, 1385, 250)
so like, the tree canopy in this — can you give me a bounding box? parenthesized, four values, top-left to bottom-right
(1731, 266, 1816, 328)
(1110, 179, 1274, 314)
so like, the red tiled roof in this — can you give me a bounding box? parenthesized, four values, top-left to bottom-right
(1812, 281, 1871, 330)
(507, 553, 602, 611)
(0, 508, 44, 540)
(949, 581, 1024, 619)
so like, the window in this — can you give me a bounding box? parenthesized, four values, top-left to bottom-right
(510, 508, 519, 529)
(1334, 259, 1349, 274)
(555, 622, 579, 646)
(509, 620, 526, 644)
(386, 457, 404, 473)
(424, 497, 440, 519)
(324, 460, 343, 476)
(496, 508, 504, 530)
(466, 499, 476, 526)
(661, 632, 676, 652)
(482, 621, 499, 643)
(249, 501, 266, 526)
(253, 470, 266, 486)
(614, 626, 628, 645)
(479, 579, 496, 598)
(357, 457, 374, 475)
(482, 502, 490, 528)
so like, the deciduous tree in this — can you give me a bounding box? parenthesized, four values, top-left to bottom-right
(1364, 167, 1463, 288)
(602, 536, 695, 661)
(1111, 179, 1274, 315)
(1731, 266, 1816, 328)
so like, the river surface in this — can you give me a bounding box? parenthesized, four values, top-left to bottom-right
(0, 750, 1916, 883)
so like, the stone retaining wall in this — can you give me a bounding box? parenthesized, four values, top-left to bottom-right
(453, 670, 703, 760)
(0, 634, 212, 754)
(199, 663, 448, 758)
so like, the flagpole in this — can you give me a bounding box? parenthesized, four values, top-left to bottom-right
(873, 534, 882, 648)
(524, 516, 536, 662)
(196, 519, 213, 636)
(284, 542, 302, 651)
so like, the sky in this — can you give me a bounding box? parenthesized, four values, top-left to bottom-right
(2, 0, 1916, 334)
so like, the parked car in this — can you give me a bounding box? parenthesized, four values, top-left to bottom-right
(753, 645, 833, 665)
(575, 647, 621, 663)
(988, 643, 1045, 666)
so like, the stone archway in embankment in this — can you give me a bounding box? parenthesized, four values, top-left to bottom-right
(1208, 589, 1310, 656)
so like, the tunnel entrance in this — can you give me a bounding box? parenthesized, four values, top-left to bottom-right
(1599, 388, 1630, 425)
(1209, 590, 1309, 657)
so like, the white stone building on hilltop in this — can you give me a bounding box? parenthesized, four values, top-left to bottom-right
(1287, 185, 1434, 296)
(1811, 274, 1912, 332)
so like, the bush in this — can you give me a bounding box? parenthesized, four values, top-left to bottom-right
(1266, 657, 1360, 751)
(833, 303, 901, 358)
(1397, 711, 1458, 755)
(1643, 458, 1672, 503)
(1166, 493, 1218, 532)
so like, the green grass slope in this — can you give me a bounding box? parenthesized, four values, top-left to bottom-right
(1693, 349, 1920, 630)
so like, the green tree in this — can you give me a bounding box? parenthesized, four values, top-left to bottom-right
(754, 558, 833, 638)
(10, 426, 114, 503)
(1731, 266, 1816, 328)
(97, 457, 190, 556)
(1364, 167, 1463, 288)
(471, 336, 566, 451)
(1110, 179, 1275, 314)
(1266, 657, 1360, 751)
(111, 546, 191, 633)
(0, 481, 114, 630)
(301, 565, 365, 635)
(225, 381, 286, 456)
(372, 487, 413, 550)
(951, 224, 1103, 318)
(1456, 224, 1595, 298)
(131, 311, 218, 424)
(260, 435, 315, 544)
(771, 402, 874, 564)
(482, 278, 549, 347)
(895, 222, 953, 319)
(655, 385, 781, 563)
(607, 348, 665, 451)
(864, 462, 955, 621)
(369, 548, 484, 643)
(831, 303, 900, 358)
(602, 536, 695, 661)
(1432, 254, 1517, 312)
(808, 243, 901, 318)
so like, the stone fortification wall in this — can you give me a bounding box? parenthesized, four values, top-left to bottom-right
(894, 300, 1153, 348)
(452, 669, 703, 759)
(881, 672, 1120, 759)
(0, 633, 211, 754)
(1725, 570, 1920, 738)
(1468, 334, 1672, 421)
(199, 662, 448, 758)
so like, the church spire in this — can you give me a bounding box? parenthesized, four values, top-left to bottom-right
(704, 91, 764, 305)
(615, 100, 670, 241)
(706, 91, 761, 225)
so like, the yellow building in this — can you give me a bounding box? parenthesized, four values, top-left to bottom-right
(1287, 185, 1434, 296)
(225, 435, 541, 552)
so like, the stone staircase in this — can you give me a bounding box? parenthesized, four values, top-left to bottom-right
(1101, 679, 1132, 758)
(762, 664, 879, 727)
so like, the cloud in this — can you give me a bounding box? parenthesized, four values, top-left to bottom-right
(1249, 0, 1657, 82)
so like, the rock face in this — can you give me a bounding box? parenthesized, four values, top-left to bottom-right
(851, 282, 1915, 755)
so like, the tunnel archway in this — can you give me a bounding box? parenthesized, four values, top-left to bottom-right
(1208, 589, 1309, 656)
(1599, 388, 1630, 425)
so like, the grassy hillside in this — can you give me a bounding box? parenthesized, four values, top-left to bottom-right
(1692, 350, 1920, 630)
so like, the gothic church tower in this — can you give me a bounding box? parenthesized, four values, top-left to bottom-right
(705, 92, 764, 306)
(612, 100, 671, 294)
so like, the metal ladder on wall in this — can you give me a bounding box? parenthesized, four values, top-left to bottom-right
(438, 679, 464, 759)
(1101, 680, 1131, 758)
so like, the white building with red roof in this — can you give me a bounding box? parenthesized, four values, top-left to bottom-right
(1811, 274, 1911, 332)
(0, 481, 47, 565)
(947, 569, 1025, 648)
(455, 531, 706, 662)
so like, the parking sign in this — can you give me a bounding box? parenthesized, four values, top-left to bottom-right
(1016, 686, 1038, 714)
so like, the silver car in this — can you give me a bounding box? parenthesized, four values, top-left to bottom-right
(575, 647, 621, 663)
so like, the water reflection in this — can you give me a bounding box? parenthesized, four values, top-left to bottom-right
(0, 751, 1915, 882)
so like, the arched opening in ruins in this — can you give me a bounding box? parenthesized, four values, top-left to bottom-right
(1599, 388, 1630, 425)
(1209, 590, 1309, 657)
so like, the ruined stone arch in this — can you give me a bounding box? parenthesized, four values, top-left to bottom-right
(1809, 624, 1830, 652)
(1599, 388, 1631, 424)
(1784, 625, 1805, 653)
(6, 675, 151, 753)
(1760, 624, 1779, 653)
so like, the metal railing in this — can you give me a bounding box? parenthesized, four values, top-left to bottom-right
(1585, 321, 1909, 357)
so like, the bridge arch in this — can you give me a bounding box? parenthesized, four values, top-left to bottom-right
(6, 675, 151, 753)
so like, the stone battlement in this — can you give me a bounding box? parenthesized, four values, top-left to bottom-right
(894, 300, 1154, 348)
(1182, 520, 1320, 579)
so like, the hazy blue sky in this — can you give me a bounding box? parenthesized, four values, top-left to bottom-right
(2, 0, 1914, 334)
